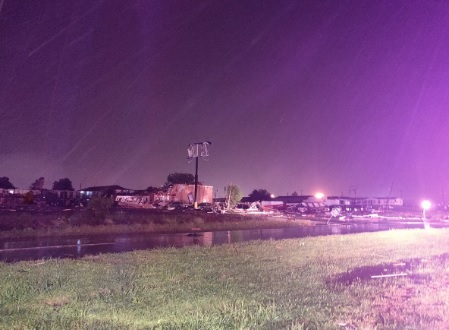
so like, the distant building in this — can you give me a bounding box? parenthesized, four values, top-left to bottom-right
(273, 195, 310, 206)
(325, 196, 351, 208)
(325, 196, 403, 211)
(115, 184, 213, 208)
(80, 185, 135, 198)
(273, 195, 404, 212)
(365, 197, 403, 208)
(0, 188, 80, 208)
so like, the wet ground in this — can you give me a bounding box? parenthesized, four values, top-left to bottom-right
(1, 221, 444, 262)
(327, 252, 449, 299)
(330, 257, 440, 285)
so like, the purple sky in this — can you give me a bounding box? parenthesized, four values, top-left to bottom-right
(1, 1, 449, 203)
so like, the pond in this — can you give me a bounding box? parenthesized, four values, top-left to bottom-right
(0, 222, 439, 262)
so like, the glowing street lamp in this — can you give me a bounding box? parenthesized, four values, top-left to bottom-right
(315, 192, 324, 199)
(421, 200, 431, 220)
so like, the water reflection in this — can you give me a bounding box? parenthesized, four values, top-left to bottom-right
(0, 222, 441, 262)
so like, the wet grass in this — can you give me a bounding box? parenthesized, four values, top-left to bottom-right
(1, 228, 449, 329)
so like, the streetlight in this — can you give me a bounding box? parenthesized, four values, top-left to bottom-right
(421, 200, 431, 220)
(187, 141, 211, 209)
(315, 192, 324, 199)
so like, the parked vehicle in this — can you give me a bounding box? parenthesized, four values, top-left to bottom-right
(165, 202, 184, 211)
(198, 202, 213, 212)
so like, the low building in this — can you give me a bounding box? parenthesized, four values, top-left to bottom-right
(325, 196, 351, 207)
(273, 195, 310, 206)
(80, 185, 135, 198)
(365, 197, 404, 208)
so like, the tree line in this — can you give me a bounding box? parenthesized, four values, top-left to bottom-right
(0, 173, 197, 192)
(0, 177, 74, 191)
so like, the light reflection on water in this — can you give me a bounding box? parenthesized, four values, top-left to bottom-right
(0, 222, 436, 262)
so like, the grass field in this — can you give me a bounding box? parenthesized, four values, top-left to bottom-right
(1, 228, 449, 329)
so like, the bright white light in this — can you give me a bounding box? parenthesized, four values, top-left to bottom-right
(315, 192, 324, 199)
(421, 200, 431, 210)
(270, 194, 275, 198)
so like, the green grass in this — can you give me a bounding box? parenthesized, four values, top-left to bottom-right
(1, 228, 449, 329)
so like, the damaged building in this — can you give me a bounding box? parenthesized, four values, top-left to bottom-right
(115, 184, 213, 208)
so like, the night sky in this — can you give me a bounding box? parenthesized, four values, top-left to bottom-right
(2, 1, 449, 203)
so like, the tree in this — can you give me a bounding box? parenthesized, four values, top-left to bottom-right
(146, 186, 160, 194)
(0, 177, 15, 189)
(23, 191, 34, 204)
(166, 173, 195, 185)
(248, 189, 271, 202)
(292, 191, 298, 196)
(30, 177, 45, 190)
(225, 184, 243, 208)
(52, 178, 74, 191)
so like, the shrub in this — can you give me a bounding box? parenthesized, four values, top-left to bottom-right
(86, 196, 114, 225)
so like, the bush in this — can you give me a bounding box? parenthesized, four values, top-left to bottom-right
(0, 212, 39, 230)
(86, 196, 114, 225)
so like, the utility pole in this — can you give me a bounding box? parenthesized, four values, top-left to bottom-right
(226, 184, 232, 210)
(387, 181, 394, 211)
(442, 188, 445, 209)
(187, 141, 211, 209)
(349, 185, 357, 209)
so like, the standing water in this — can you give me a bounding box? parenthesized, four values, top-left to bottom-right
(0, 222, 436, 262)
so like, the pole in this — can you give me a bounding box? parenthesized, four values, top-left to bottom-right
(194, 156, 199, 209)
(442, 188, 445, 209)
(227, 184, 232, 210)
(187, 141, 211, 209)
